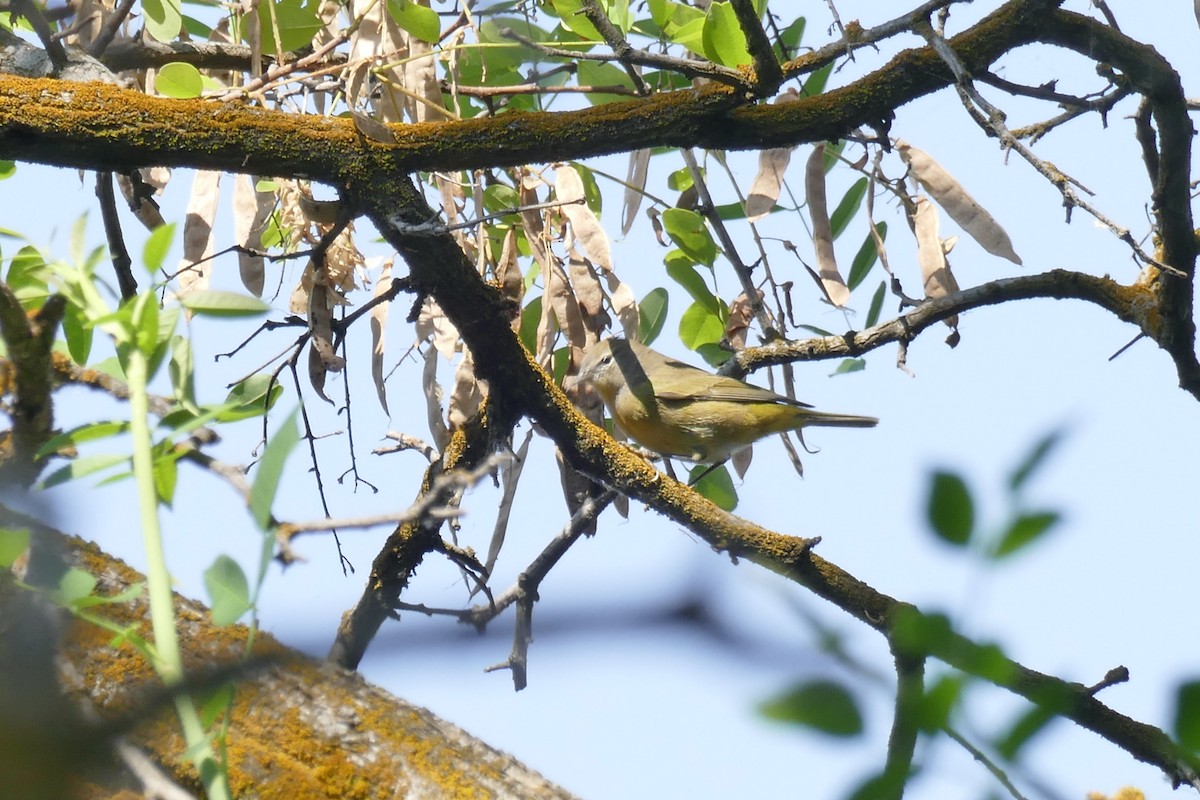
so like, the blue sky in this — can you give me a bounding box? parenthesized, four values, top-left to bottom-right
(5, 1, 1200, 798)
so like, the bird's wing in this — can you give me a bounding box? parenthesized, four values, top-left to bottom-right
(652, 362, 813, 408)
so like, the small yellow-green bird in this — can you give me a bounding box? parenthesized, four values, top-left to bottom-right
(576, 337, 877, 464)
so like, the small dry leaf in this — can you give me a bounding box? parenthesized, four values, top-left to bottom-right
(913, 196, 960, 328)
(482, 429, 534, 581)
(732, 446, 753, 479)
(422, 344, 450, 452)
(555, 164, 613, 272)
(297, 194, 343, 225)
(402, 21, 444, 123)
(447, 348, 484, 429)
(350, 109, 398, 144)
(370, 260, 392, 414)
(232, 174, 275, 296)
(541, 254, 587, 364)
(115, 173, 166, 231)
(177, 170, 222, 302)
(307, 263, 346, 403)
(805, 144, 850, 307)
(308, 340, 334, 404)
(621, 149, 652, 236)
(606, 278, 640, 339)
(896, 140, 1022, 265)
(725, 290, 763, 349)
(416, 296, 461, 361)
(567, 243, 609, 339)
(497, 227, 524, 307)
(746, 89, 800, 222)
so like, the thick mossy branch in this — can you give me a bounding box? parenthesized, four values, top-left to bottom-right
(0, 0, 1060, 180)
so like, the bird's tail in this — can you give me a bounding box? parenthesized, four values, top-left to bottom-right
(799, 410, 879, 428)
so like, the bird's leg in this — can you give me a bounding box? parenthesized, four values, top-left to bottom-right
(663, 458, 678, 481)
(686, 461, 726, 487)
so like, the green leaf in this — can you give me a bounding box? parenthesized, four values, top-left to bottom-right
(927, 470, 974, 546)
(0, 160, 15, 180)
(129, 291, 160, 358)
(550, 0, 602, 40)
(36, 421, 131, 458)
(865, 280, 886, 328)
(830, 358, 864, 376)
(179, 290, 271, 317)
(678, 300, 724, 349)
(143, 223, 176, 275)
(889, 607, 954, 657)
(992, 511, 1060, 559)
(142, 0, 182, 42)
(170, 335, 199, 414)
(848, 222, 885, 291)
(198, 682, 236, 727)
(647, 0, 703, 37)
(254, 0, 323, 52)
(250, 410, 301, 529)
(995, 703, 1057, 760)
(662, 208, 717, 267)
(8, 245, 50, 300)
(917, 674, 964, 733)
(220, 374, 284, 421)
(153, 446, 179, 506)
(759, 679, 863, 737)
(386, 0, 440, 42)
(1174, 680, 1200, 751)
(1009, 429, 1064, 493)
(829, 177, 868, 240)
(638, 287, 669, 345)
(0, 528, 30, 568)
(701, 2, 751, 67)
(777, 15, 805, 53)
(577, 60, 636, 105)
(204, 554, 252, 625)
(154, 62, 204, 98)
(802, 61, 834, 97)
(52, 568, 98, 607)
(665, 257, 720, 314)
(61, 300, 94, 364)
(518, 295, 543, 355)
(688, 463, 737, 510)
(39, 453, 129, 489)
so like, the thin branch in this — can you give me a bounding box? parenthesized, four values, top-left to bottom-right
(95, 171, 137, 302)
(729, 0, 783, 94)
(579, 0, 649, 95)
(680, 148, 779, 339)
(87, 0, 137, 58)
(10, 0, 68, 71)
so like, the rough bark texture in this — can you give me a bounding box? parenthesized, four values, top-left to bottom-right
(0, 508, 579, 800)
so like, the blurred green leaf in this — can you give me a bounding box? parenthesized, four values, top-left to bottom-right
(917, 674, 964, 732)
(992, 511, 1060, 559)
(204, 554, 252, 625)
(250, 410, 300, 529)
(1009, 429, 1063, 493)
(36, 421, 131, 458)
(40, 453, 129, 489)
(927, 470, 974, 546)
(52, 568, 98, 607)
(803, 62, 834, 98)
(0, 528, 30, 568)
(759, 679, 863, 737)
(830, 358, 865, 377)
(995, 703, 1057, 761)
(1174, 680, 1200, 751)
(179, 290, 271, 317)
(143, 223, 176, 275)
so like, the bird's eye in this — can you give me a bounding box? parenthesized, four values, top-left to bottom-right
(599, 355, 613, 366)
